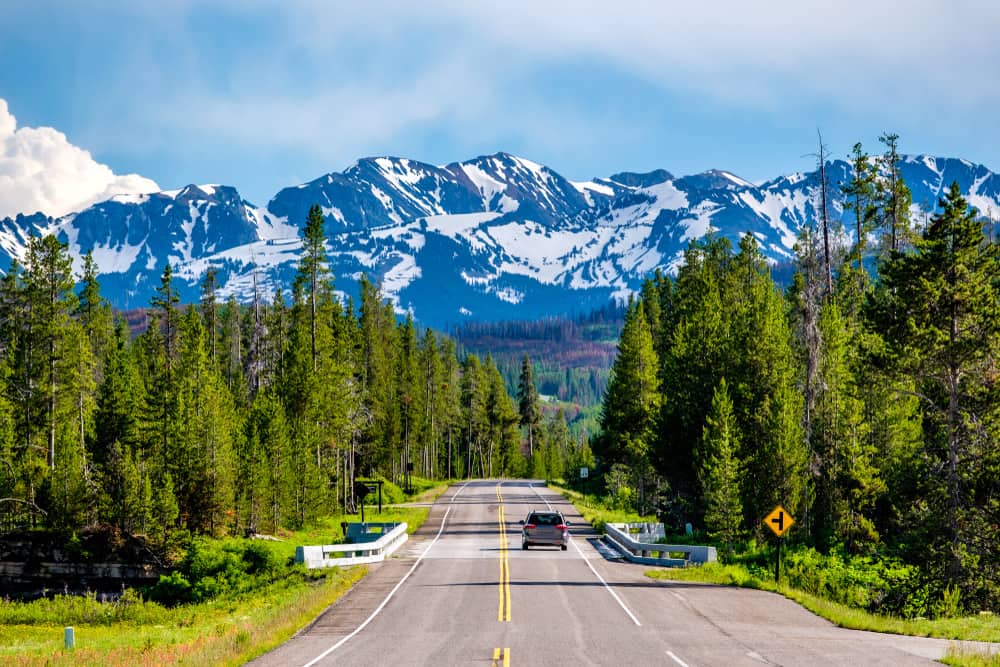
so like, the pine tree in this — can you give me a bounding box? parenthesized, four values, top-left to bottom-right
(698, 378, 742, 554)
(24, 235, 77, 472)
(295, 204, 331, 372)
(93, 318, 143, 530)
(485, 356, 522, 478)
(517, 354, 542, 459)
(842, 142, 879, 269)
(869, 182, 1000, 602)
(460, 354, 486, 478)
(418, 328, 444, 479)
(598, 298, 660, 513)
(877, 133, 914, 255)
(201, 267, 220, 370)
(77, 251, 113, 384)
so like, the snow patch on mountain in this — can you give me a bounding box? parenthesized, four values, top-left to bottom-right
(2, 150, 999, 328)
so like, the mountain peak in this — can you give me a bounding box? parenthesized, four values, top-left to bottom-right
(2, 150, 998, 328)
(608, 169, 673, 188)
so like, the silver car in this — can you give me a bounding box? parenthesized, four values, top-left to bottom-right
(520, 510, 570, 550)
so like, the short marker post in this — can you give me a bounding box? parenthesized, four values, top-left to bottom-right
(64, 626, 75, 650)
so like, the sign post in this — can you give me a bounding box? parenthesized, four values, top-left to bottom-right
(763, 505, 794, 583)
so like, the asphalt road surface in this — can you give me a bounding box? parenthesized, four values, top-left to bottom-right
(250, 480, 989, 666)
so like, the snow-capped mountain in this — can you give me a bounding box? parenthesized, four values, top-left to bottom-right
(1, 152, 998, 327)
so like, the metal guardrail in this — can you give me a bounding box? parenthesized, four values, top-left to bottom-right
(295, 521, 409, 569)
(604, 523, 717, 567)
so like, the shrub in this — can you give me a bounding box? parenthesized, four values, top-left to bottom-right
(776, 547, 930, 617)
(146, 537, 294, 605)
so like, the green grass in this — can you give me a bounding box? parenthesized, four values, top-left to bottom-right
(0, 566, 366, 666)
(0, 485, 447, 666)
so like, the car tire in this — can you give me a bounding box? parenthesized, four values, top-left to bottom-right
(561, 544, 567, 551)
(522, 542, 528, 550)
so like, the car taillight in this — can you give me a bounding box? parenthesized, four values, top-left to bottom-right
(524, 524, 536, 530)
(556, 524, 568, 531)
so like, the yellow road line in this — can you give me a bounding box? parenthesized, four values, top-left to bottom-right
(496, 484, 511, 622)
(492, 647, 510, 666)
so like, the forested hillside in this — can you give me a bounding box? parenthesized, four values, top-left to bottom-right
(0, 205, 585, 544)
(596, 139, 1000, 613)
(452, 302, 624, 416)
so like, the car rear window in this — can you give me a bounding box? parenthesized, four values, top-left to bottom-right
(529, 513, 560, 525)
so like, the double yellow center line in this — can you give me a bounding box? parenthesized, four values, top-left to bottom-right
(496, 484, 511, 622)
(492, 647, 511, 666)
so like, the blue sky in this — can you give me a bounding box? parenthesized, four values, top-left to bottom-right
(2, 0, 999, 216)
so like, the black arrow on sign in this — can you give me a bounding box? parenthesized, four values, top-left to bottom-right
(770, 511, 785, 532)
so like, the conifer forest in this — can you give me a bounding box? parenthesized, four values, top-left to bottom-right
(596, 139, 1000, 611)
(2, 139, 998, 613)
(0, 205, 582, 546)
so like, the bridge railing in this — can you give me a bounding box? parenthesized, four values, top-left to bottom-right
(295, 521, 409, 569)
(604, 523, 717, 567)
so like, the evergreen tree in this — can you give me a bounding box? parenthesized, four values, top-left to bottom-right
(295, 204, 331, 371)
(698, 378, 742, 554)
(842, 142, 879, 269)
(24, 235, 77, 472)
(877, 133, 914, 255)
(93, 318, 143, 531)
(517, 354, 542, 459)
(869, 182, 1000, 604)
(598, 298, 660, 513)
(77, 251, 113, 385)
(200, 267, 220, 370)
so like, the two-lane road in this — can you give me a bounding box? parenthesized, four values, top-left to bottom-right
(252, 480, 977, 666)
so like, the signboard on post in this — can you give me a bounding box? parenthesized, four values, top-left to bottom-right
(764, 505, 794, 537)
(763, 505, 794, 583)
(579, 467, 589, 479)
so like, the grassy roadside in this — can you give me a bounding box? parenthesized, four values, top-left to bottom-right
(0, 490, 445, 666)
(548, 483, 1000, 666)
(0, 566, 367, 667)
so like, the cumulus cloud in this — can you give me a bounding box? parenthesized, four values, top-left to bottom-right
(0, 98, 159, 219)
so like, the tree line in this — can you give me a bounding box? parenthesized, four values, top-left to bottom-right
(596, 135, 1000, 611)
(0, 205, 585, 543)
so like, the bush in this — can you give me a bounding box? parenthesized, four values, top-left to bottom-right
(146, 537, 295, 605)
(764, 546, 931, 618)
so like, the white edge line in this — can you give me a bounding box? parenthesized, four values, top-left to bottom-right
(301, 482, 469, 667)
(529, 482, 641, 627)
(667, 649, 691, 667)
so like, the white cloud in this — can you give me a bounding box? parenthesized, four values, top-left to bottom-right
(0, 98, 159, 219)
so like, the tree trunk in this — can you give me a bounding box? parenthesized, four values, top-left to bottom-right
(818, 133, 833, 296)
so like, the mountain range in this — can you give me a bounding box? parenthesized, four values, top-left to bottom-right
(1, 152, 998, 328)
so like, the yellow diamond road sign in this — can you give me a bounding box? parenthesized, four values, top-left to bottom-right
(764, 505, 794, 537)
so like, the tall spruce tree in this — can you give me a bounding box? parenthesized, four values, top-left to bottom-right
(869, 182, 1000, 604)
(698, 377, 742, 554)
(877, 133, 914, 255)
(517, 354, 542, 460)
(598, 298, 660, 513)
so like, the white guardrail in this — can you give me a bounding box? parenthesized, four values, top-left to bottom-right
(295, 522, 409, 569)
(604, 523, 717, 567)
